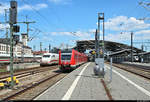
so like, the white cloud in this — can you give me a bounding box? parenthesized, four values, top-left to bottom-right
(0, 24, 9, 31)
(105, 32, 131, 42)
(0, 2, 9, 15)
(103, 16, 150, 44)
(134, 30, 150, 40)
(105, 16, 150, 31)
(105, 29, 150, 42)
(88, 29, 96, 33)
(51, 29, 95, 40)
(43, 36, 54, 42)
(0, 2, 48, 15)
(51, 32, 73, 36)
(49, 0, 62, 3)
(49, 0, 71, 5)
(135, 30, 150, 35)
(18, 3, 48, 11)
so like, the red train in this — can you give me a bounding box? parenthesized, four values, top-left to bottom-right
(59, 49, 88, 71)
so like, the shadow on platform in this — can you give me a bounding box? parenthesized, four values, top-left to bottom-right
(75, 74, 100, 79)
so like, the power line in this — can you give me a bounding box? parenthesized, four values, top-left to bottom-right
(21, 0, 97, 50)
(21, 0, 58, 29)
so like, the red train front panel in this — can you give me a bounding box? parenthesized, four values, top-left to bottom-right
(59, 49, 87, 71)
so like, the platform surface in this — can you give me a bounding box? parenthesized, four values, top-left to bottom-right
(35, 62, 108, 100)
(104, 63, 150, 100)
(35, 62, 150, 100)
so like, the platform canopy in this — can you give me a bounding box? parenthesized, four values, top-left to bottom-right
(74, 40, 143, 53)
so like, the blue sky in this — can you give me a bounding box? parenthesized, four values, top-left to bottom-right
(0, 0, 150, 51)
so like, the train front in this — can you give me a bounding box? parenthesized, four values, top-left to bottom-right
(59, 50, 73, 71)
(40, 54, 51, 66)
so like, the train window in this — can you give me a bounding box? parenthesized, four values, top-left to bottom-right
(75, 55, 77, 59)
(61, 55, 71, 60)
(52, 55, 55, 57)
(43, 55, 51, 58)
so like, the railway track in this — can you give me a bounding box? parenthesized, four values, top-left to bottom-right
(0, 65, 47, 76)
(0, 65, 67, 100)
(106, 62, 150, 80)
(2, 73, 64, 100)
(0, 65, 58, 82)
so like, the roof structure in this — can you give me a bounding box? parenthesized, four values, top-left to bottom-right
(109, 49, 136, 56)
(74, 40, 143, 53)
(138, 51, 150, 56)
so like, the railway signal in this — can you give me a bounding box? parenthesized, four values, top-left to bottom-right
(9, 1, 17, 24)
(9, 0, 18, 89)
(13, 25, 20, 32)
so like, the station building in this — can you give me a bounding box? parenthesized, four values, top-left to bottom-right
(0, 34, 32, 56)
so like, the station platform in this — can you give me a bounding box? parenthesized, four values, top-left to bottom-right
(34, 62, 108, 100)
(34, 62, 150, 100)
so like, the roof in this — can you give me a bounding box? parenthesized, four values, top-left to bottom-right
(109, 49, 136, 56)
(75, 40, 143, 53)
(0, 38, 10, 45)
(138, 52, 150, 56)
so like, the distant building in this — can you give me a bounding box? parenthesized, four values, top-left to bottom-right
(32, 51, 48, 56)
(0, 33, 32, 56)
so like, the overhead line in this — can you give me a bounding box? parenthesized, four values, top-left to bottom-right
(21, 0, 58, 29)
(21, 0, 96, 49)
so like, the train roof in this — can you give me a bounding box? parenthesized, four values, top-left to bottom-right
(60, 49, 87, 57)
(43, 53, 58, 55)
(61, 49, 72, 53)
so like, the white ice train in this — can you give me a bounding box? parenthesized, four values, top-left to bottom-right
(0, 53, 42, 64)
(40, 53, 59, 66)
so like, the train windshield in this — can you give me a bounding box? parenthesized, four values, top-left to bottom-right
(61, 55, 71, 60)
(43, 55, 51, 58)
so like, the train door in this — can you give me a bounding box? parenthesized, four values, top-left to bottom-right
(51, 55, 55, 64)
(56, 54, 59, 64)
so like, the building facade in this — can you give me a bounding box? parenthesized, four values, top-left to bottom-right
(0, 37, 32, 56)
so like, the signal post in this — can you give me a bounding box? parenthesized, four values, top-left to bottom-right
(9, 0, 18, 89)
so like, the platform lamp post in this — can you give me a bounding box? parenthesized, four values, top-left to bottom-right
(94, 13, 105, 77)
(98, 13, 105, 58)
